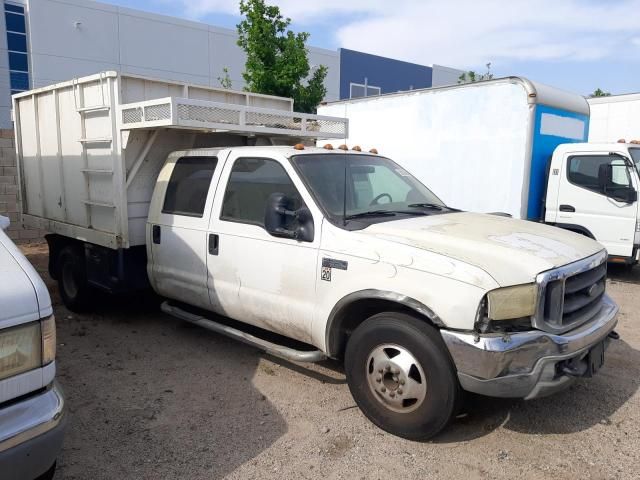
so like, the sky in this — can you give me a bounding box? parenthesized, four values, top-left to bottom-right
(106, 0, 640, 96)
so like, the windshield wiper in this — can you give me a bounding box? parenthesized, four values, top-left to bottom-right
(408, 203, 459, 211)
(344, 210, 398, 220)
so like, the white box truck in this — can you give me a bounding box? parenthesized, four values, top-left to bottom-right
(588, 93, 640, 143)
(319, 78, 640, 264)
(14, 72, 619, 440)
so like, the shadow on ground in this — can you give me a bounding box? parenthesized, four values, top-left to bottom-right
(22, 243, 288, 480)
(607, 263, 640, 285)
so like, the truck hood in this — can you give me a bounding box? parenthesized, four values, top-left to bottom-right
(360, 212, 603, 286)
(0, 229, 52, 328)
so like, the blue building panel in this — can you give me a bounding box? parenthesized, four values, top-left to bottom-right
(339, 48, 433, 99)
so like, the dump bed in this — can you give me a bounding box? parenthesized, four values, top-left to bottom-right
(14, 71, 347, 249)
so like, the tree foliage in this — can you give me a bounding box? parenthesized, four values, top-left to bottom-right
(458, 63, 494, 84)
(589, 88, 611, 98)
(217, 67, 233, 89)
(237, 0, 327, 113)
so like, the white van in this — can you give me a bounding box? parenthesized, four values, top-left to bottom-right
(0, 216, 65, 480)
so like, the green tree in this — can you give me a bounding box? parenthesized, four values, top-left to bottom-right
(217, 67, 233, 89)
(458, 62, 494, 84)
(237, 0, 327, 113)
(590, 88, 611, 98)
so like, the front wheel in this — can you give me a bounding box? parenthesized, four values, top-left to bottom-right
(344, 312, 459, 440)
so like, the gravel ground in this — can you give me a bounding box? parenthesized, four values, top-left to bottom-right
(20, 243, 640, 480)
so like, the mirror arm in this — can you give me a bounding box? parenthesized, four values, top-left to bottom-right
(275, 206, 299, 218)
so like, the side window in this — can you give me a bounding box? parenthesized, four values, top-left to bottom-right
(221, 157, 303, 227)
(567, 155, 631, 194)
(162, 156, 217, 217)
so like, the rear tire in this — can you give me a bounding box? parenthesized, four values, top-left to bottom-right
(344, 312, 459, 440)
(57, 246, 93, 312)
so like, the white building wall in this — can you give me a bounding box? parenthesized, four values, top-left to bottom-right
(431, 64, 465, 87)
(0, 0, 341, 127)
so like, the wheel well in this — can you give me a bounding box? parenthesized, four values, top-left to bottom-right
(326, 297, 439, 360)
(45, 234, 85, 280)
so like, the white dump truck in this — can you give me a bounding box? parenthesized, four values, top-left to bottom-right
(319, 78, 640, 264)
(14, 72, 619, 440)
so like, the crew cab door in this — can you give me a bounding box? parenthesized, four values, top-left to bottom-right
(555, 152, 638, 257)
(147, 152, 222, 309)
(206, 153, 320, 343)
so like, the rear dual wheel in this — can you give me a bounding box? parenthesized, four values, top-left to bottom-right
(344, 312, 459, 440)
(57, 246, 93, 312)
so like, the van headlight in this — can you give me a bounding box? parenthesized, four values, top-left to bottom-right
(0, 316, 56, 381)
(487, 284, 538, 320)
(0, 322, 42, 381)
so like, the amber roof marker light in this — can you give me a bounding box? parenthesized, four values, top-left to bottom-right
(338, 144, 348, 151)
(323, 144, 334, 150)
(369, 148, 379, 154)
(293, 143, 305, 150)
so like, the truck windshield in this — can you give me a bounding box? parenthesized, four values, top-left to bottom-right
(292, 153, 451, 226)
(629, 148, 640, 172)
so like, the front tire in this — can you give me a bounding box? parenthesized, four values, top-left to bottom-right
(57, 246, 93, 312)
(344, 312, 459, 440)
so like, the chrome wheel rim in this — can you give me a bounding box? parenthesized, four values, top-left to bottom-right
(366, 344, 427, 413)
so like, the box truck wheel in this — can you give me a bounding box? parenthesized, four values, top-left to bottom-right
(344, 312, 459, 440)
(57, 246, 93, 312)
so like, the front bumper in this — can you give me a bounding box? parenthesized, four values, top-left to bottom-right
(441, 294, 619, 399)
(0, 381, 66, 480)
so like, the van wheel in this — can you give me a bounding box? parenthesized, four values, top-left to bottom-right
(344, 312, 459, 440)
(57, 246, 92, 312)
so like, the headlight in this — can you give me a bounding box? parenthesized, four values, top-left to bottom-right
(0, 322, 42, 381)
(487, 284, 538, 320)
(42, 315, 56, 365)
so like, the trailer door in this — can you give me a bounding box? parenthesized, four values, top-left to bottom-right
(147, 155, 222, 309)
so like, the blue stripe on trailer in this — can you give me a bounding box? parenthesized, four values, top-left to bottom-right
(526, 104, 589, 220)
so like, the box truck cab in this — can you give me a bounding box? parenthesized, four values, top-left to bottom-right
(318, 78, 640, 265)
(13, 72, 620, 441)
(545, 142, 640, 264)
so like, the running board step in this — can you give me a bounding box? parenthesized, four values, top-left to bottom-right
(160, 301, 327, 363)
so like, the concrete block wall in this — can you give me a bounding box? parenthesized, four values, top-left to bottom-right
(0, 128, 45, 242)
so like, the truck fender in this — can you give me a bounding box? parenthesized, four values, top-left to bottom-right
(324, 289, 444, 359)
(553, 223, 596, 239)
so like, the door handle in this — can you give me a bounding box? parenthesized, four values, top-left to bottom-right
(208, 233, 219, 255)
(559, 204, 575, 212)
(152, 225, 161, 244)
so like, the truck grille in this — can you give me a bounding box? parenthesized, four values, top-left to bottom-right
(534, 251, 608, 333)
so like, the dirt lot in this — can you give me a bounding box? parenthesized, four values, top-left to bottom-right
(21, 243, 640, 480)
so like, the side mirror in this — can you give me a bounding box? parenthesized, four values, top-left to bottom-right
(264, 193, 314, 242)
(620, 187, 638, 204)
(597, 163, 612, 193)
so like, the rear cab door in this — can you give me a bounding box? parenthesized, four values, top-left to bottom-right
(555, 150, 639, 258)
(147, 149, 225, 309)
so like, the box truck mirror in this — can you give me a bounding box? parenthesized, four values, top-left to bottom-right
(597, 164, 612, 193)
